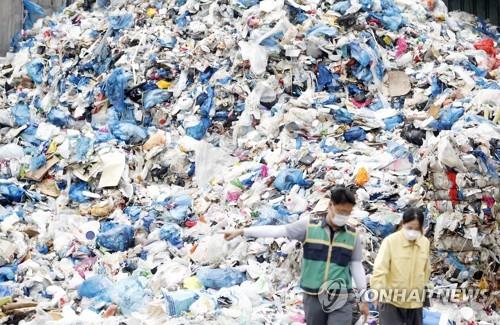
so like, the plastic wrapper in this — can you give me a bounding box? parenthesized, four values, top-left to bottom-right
(197, 268, 246, 290)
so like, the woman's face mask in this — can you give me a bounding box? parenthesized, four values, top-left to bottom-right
(403, 228, 421, 241)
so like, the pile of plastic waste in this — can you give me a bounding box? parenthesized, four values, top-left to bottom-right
(0, 0, 498, 323)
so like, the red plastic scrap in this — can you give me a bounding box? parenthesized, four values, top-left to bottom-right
(447, 171, 459, 205)
(474, 38, 497, 56)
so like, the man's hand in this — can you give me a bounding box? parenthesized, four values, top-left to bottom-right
(358, 302, 370, 322)
(224, 229, 244, 241)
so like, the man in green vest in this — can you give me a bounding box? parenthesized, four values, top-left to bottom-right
(224, 186, 369, 324)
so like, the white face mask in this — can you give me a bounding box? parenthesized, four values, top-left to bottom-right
(331, 212, 350, 226)
(403, 229, 421, 241)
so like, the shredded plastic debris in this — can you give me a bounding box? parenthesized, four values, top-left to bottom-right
(0, 0, 498, 323)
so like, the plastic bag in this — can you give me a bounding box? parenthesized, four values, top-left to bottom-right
(383, 114, 403, 131)
(47, 108, 70, 127)
(274, 168, 312, 192)
(0, 144, 25, 160)
(362, 218, 395, 238)
(164, 290, 199, 317)
(334, 108, 353, 124)
(11, 103, 30, 126)
(108, 14, 134, 30)
(69, 182, 91, 203)
(109, 277, 150, 315)
(143, 89, 172, 110)
(428, 107, 464, 131)
(186, 118, 212, 140)
(355, 167, 369, 186)
(109, 122, 147, 144)
(0, 183, 25, 204)
(343, 126, 367, 142)
(159, 223, 183, 248)
(77, 275, 112, 301)
(23, 0, 45, 30)
(474, 38, 496, 56)
(253, 205, 293, 226)
(401, 124, 426, 146)
(96, 224, 134, 252)
(197, 268, 246, 289)
(26, 59, 44, 84)
(105, 68, 129, 112)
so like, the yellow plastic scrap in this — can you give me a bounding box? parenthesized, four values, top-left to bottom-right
(146, 8, 157, 17)
(183, 276, 203, 290)
(46, 140, 58, 154)
(156, 80, 172, 89)
(479, 276, 489, 290)
(355, 167, 369, 186)
(383, 35, 393, 46)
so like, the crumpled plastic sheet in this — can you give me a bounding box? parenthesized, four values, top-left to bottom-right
(0, 0, 498, 323)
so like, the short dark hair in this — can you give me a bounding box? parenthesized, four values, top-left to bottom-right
(398, 207, 425, 231)
(330, 186, 356, 205)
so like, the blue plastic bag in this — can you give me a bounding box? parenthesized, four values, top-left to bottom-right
(75, 136, 92, 162)
(332, 1, 350, 14)
(109, 277, 150, 315)
(26, 59, 44, 84)
(0, 183, 25, 204)
(97, 224, 134, 252)
(274, 168, 312, 192)
(108, 14, 134, 30)
(0, 266, 16, 282)
(11, 103, 30, 126)
(162, 195, 193, 224)
(333, 108, 353, 124)
(316, 64, 339, 92)
(383, 114, 404, 131)
(306, 25, 338, 38)
(97, 0, 110, 7)
(199, 87, 214, 117)
(197, 268, 246, 289)
(423, 309, 446, 325)
(78, 275, 112, 301)
(106, 68, 129, 112)
(362, 218, 395, 238)
(186, 118, 211, 140)
(0, 284, 13, 297)
(428, 107, 464, 131)
(110, 122, 147, 144)
(350, 43, 372, 67)
(47, 108, 70, 126)
(164, 290, 199, 316)
(344, 126, 367, 142)
(69, 182, 90, 203)
(237, 0, 260, 9)
(253, 205, 293, 226)
(23, 0, 45, 30)
(159, 223, 183, 248)
(143, 89, 172, 109)
(30, 154, 46, 171)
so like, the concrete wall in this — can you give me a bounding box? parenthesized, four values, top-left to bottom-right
(0, 0, 75, 56)
(0, 0, 23, 56)
(36, 0, 73, 15)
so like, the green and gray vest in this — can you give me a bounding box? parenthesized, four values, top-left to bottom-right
(300, 217, 357, 295)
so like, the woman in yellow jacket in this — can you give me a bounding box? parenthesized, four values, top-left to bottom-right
(370, 208, 431, 325)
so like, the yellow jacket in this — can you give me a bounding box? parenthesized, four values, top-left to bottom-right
(370, 230, 431, 309)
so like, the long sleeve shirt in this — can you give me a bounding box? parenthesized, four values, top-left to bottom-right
(370, 229, 431, 309)
(243, 216, 367, 291)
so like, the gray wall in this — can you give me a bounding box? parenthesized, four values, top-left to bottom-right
(36, 0, 73, 15)
(0, 0, 74, 56)
(0, 0, 23, 56)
